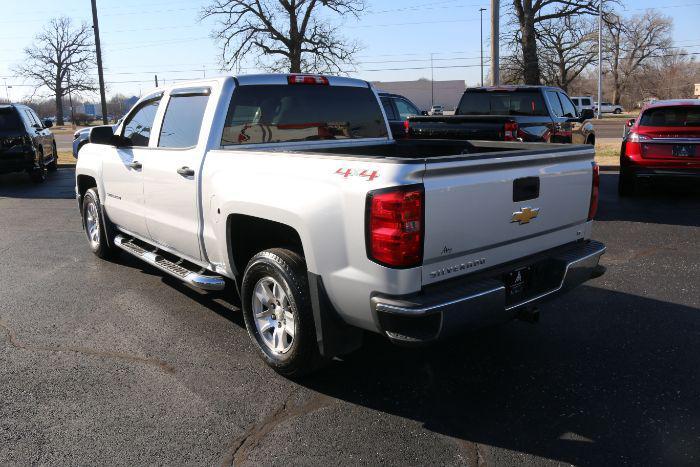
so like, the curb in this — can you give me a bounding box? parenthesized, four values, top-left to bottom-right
(599, 165, 619, 172)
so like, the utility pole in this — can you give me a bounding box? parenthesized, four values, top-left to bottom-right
(430, 53, 435, 107)
(490, 0, 499, 85)
(479, 7, 486, 87)
(91, 0, 108, 124)
(155, 75, 159, 87)
(3, 78, 11, 102)
(597, 0, 603, 119)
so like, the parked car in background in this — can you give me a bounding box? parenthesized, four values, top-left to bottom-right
(618, 99, 700, 195)
(0, 104, 57, 183)
(428, 105, 444, 115)
(378, 92, 423, 139)
(571, 96, 594, 114)
(406, 85, 595, 144)
(75, 74, 605, 376)
(595, 102, 624, 114)
(73, 121, 121, 158)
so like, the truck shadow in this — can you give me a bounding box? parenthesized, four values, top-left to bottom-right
(597, 172, 700, 227)
(301, 285, 700, 465)
(0, 168, 76, 199)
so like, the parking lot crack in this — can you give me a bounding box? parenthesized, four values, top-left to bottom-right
(220, 389, 335, 466)
(0, 319, 176, 374)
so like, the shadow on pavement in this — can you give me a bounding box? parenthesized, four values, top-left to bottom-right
(597, 172, 700, 227)
(299, 285, 700, 465)
(0, 168, 76, 199)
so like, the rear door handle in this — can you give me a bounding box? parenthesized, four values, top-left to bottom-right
(128, 160, 142, 170)
(177, 166, 195, 177)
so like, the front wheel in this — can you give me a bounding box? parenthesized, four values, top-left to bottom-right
(614, 108, 622, 114)
(29, 150, 47, 183)
(82, 188, 118, 259)
(241, 248, 323, 377)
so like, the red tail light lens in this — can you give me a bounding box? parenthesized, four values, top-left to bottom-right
(403, 119, 410, 136)
(624, 131, 650, 158)
(588, 162, 599, 220)
(366, 185, 424, 268)
(287, 74, 329, 85)
(504, 121, 518, 141)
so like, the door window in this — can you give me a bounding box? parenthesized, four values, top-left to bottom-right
(545, 91, 564, 118)
(158, 93, 210, 148)
(571, 98, 579, 106)
(122, 98, 161, 147)
(23, 109, 39, 128)
(582, 98, 591, 106)
(395, 98, 420, 120)
(558, 92, 578, 118)
(380, 97, 397, 120)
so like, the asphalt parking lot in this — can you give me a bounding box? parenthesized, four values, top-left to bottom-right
(1, 169, 698, 465)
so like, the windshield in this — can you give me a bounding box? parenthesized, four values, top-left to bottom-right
(0, 107, 23, 131)
(639, 106, 700, 127)
(221, 84, 387, 145)
(458, 91, 548, 116)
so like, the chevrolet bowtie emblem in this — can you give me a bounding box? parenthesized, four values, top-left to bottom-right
(511, 207, 540, 224)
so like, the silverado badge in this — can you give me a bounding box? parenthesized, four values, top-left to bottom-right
(511, 207, 540, 224)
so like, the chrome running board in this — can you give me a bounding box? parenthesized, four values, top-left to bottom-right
(114, 235, 225, 291)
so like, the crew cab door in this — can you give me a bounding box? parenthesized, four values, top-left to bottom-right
(101, 95, 162, 237)
(141, 87, 211, 261)
(544, 90, 573, 143)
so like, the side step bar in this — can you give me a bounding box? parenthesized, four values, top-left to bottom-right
(114, 235, 225, 291)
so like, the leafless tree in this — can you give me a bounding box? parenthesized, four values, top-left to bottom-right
(201, 0, 365, 74)
(631, 51, 700, 104)
(15, 17, 96, 126)
(511, 0, 597, 85)
(603, 9, 672, 104)
(537, 16, 597, 92)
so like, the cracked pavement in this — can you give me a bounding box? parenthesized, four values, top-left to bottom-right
(1, 168, 699, 465)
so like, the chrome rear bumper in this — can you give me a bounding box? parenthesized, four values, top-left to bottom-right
(371, 240, 606, 344)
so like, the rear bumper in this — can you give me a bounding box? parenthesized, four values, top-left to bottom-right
(371, 240, 606, 344)
(624, 166, 700, 179)
(0, 151, 35, 173)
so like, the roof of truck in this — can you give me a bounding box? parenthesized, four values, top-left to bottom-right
(465, 85, 564, 93)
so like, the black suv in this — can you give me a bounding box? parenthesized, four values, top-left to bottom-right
(378, 92, 424, 139)
(0, 104, 57, 183)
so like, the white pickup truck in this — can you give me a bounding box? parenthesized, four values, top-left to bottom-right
(76, 74, 605, 376)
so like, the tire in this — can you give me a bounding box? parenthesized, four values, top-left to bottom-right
(29, 149, 47, 183)
(241, 248, 324, 377)
(618, 170, 635, 196)
(82, 188, 118, 259)
(47, 143, 58, 172)
(614, 108, 622, 114)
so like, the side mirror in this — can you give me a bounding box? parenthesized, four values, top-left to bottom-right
(626, 118, 635, 127)
(89, 125, 118, 146)
(580, 108, 595, 120)
(43, 119, 53, 128)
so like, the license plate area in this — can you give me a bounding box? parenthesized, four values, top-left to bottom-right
(502, 259, 565, 306)
(672, 144, 695, 157)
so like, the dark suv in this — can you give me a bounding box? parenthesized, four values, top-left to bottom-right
(378, 92, 423, 139)
(0, 104, 57, 183)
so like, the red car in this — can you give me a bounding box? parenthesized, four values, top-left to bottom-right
(619, 99, 700, 195)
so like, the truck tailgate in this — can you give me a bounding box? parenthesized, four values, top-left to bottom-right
(421, 146, 594, 285)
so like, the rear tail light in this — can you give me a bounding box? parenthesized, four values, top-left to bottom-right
(588, 162, 599, 220)
(287, 74, 329, 85)
(366, 185, 424, 268)
(624, 131, 650, 158)
(403, 119, 410, 137)
(504, 121, 518, 141)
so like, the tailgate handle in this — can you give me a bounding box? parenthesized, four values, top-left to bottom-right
(513, 177, 540, 202)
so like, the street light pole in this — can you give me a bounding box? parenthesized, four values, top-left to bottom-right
(480, 7, 486, 86)
(597, 0, 603, 119)
(91, 0, 108, 124)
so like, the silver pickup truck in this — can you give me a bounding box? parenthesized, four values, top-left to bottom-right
(75, 74, 605, 376)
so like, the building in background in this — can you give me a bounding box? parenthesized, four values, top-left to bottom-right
(371, 79, 467, 112)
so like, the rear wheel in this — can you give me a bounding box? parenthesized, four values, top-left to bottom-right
(47, 142, 58, 172)
(29, 149, 47, 183)
(241, 248, 324, 377)
(82, 188, 118, 259)
(618, 170, 635, 196)
(614, 108, 622, 114)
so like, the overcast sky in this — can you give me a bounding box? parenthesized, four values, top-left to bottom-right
(1, 0, 698, 102)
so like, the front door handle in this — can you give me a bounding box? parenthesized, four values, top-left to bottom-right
(177, 166, 195, 177)
(129, 160, 142, 170)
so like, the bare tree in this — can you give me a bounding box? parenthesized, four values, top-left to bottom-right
(631, 51, 700, 104)
(538, 15, 597, 92)
(604, 9, 672, 104)
(511, 0, 597, 85)
(15, 17, 96, 126)
(201, 0, 364, 74)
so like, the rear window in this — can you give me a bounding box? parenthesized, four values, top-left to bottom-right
(639, 106, 700, 127)
(221, 85, 387, 145)
(0, 107, 23, 131)
(458, 91, 548, 116)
